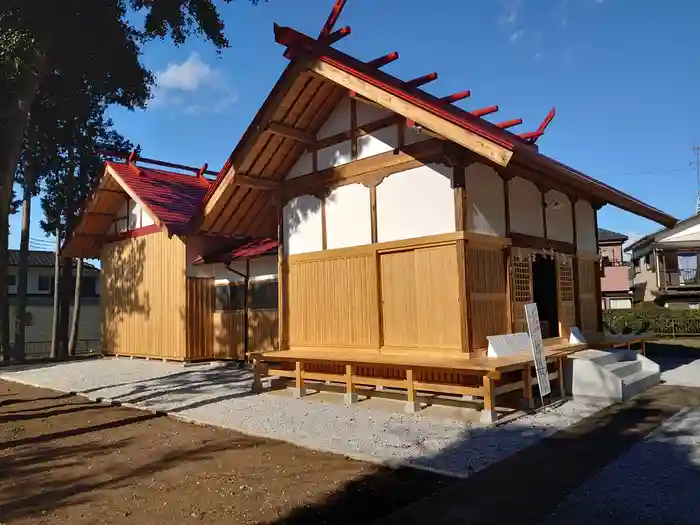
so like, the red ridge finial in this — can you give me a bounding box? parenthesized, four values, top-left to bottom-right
(318, 0, 348, 39)
(127, 150, 138, 164)
(197, 163, 208, 179)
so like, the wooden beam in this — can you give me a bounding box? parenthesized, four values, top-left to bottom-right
(496, 118, 523, 129)
(283, 138, 444, 199)
(511, 232, 575, 255)
(406, 72, 438, 87)
(441, 90, 471, 104)
(233, 174, 281, 191)
(306, 58, 513, 167)
(326, 25, 351, 45)
(266, 121, 316, 146)
(316, 113, 399, 150)
(318, 0, 347, 39)
(472, 105, 499, 117)
(367, 52, 399, 68)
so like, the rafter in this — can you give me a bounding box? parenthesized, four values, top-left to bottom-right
(519, 107, 556, 143)
(233, 174, 281, 191)
(266, 121, 316, 145)
(440, 90, 471, 103)
(326, 25, 351, 44)
(471, 105, 499, 117)
(318, 0, 347, 39)
(367, 51, 399, 68)
(406, 72, 438, 87)
(496, 118, 522, 130)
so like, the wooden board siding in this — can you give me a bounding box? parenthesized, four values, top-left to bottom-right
(213, 312, 245, 359)
(186, 278, 215, 360)
(101, 230, 187, 359)
(578, 257, 599, 332)
(380, 245, 461, 350)
(249, 310, 279, 353)
(287, 252, 377, 348)
(468, 245, 508, 349)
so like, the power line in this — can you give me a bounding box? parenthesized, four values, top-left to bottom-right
(597, 167, 692, 178)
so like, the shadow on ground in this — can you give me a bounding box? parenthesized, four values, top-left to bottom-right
(2, 380, 700, 524)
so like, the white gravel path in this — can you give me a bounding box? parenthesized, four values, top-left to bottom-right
(0, 358, 610, 478)
(539, 406, 700, 525)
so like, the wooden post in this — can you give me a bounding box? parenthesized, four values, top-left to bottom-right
(294, 360, 306, 398)
(503, 174, 513, 332)
(251, 355, 264, 393)
(277, 206, 286, 350)
(370, 186, 378, 243)
(540, 186, 548, 239)
(345, 363, 358, 405)
(571, 197, 581, 327)
(557, 356, 566, 399)
(593, 207, 603, 332)
(522, 364, 534, 409)
(456, 239, 470, 353)
(405, 368, 420, 413)
(244, 259, 251, 358)
(453, 166, 466, 231)
(481, 374, 497, 423)
(350, 97, 358, 160)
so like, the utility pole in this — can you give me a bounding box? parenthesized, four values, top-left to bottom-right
(691, 145, 700, 214)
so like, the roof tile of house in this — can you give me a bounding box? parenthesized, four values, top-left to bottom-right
(598, 228, 628, 243)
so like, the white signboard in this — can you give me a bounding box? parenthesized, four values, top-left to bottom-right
(524, 303, 551, 397)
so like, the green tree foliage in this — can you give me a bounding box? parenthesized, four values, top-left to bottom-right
(0, 0, 259, 360)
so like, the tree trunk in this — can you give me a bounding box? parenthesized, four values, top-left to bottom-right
(13, 162, 38, 362)
(68, 258, 83, 357)
(57, 258, 72, 358)
(50, 229, 60, 359)
(0, 46, 49, 362)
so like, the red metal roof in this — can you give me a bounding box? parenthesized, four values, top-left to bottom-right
(192, 237, 278, 265)
(106, 161, 211, 234)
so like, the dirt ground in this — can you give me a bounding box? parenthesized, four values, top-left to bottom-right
(0, 380, 454, 525)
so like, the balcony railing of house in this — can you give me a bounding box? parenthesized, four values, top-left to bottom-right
(662, 268, 700, 287)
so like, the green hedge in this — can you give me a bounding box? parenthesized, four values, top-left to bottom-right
(603, 308, 700, 336)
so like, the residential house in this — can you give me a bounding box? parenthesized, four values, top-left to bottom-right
(627, 214, 700, 308)
(598, 228, 632, 309)
(7, 250, 101, 355)
(62, 160, 278, 361)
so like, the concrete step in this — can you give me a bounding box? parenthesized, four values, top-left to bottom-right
(604, 359, 642, 378)
(621, 369, 661, 400)
(570, 349, 625, 367)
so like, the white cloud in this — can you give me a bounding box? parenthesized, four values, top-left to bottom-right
(157, 52, 215, 91)
(510, 29, 525, 43)
(149, 52, 238, 116)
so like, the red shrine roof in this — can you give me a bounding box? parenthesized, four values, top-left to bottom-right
(104, 161, 211, 234)
(191, 237, 278, 266)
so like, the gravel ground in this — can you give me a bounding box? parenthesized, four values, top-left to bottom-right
(538, 406, 700, 525)
(0, 358, 610, 478)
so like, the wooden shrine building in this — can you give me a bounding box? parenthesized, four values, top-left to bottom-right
(62, 156, 279, 362)
(195, 1, 677, 420)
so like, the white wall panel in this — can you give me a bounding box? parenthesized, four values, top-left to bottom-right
(466, 163, 506, 237)
(509, 177, 543, 237)
(325, 184, 372, 250)
(283, 195, 323, 255)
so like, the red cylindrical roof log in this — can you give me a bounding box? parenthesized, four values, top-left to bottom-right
(496, 118, 523, 129)
(318, 0, 347, 39)
(441, 90, 471, 103)
(406, 72, 438, 87)
(471, 105, 499, 117)
(368, 52, 399, 68)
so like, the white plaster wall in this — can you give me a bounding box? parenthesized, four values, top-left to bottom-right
(356, 100, 393, 126)
(376, 163, 455, 243)
(576, 200, 597, 255)
(286, 152, 313, 180)
(110, 198, 155, 232)
(357, 125, 397, 159)
(466, 163, 506, 237)
(317, 140, 352, 171)
(325, 183, 372, 250)
(508, 177, 543, 237)
(283, 195, 323, 255)
(317, 97, 351, 139)
(545, 190, 574, 243)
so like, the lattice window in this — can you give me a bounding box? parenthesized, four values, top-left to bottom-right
(559, 261, 574, 302)
(512, 257, 532, 302)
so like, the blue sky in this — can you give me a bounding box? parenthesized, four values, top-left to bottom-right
(13, 0, 700, 252)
